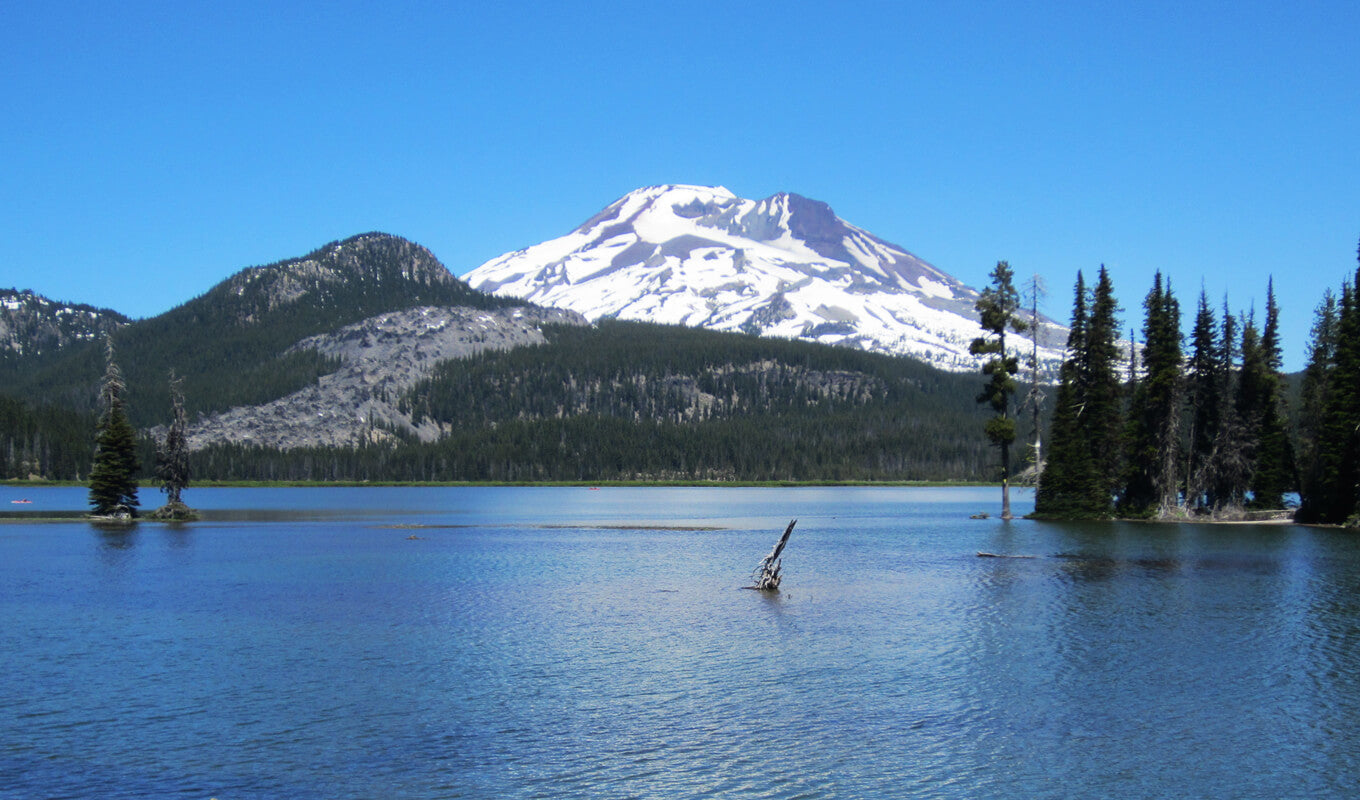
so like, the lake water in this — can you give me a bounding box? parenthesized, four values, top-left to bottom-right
(1, 486, 1357, 799)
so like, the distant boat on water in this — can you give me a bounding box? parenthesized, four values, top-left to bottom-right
(10, 499, 32, 504)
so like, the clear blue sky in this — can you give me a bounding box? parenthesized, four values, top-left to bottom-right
(4, 0, 1356, 370)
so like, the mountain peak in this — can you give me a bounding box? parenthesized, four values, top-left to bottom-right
(0, 288, 129, 357)
(466, 187, 1065, 372)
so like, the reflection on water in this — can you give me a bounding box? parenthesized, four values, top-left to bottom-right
(93, 528, 137, 569)
(0, 486, 1358, 799)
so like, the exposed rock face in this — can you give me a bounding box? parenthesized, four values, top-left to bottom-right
(0, 289, 129, 356)
(182, 305, 586, 450)
(215, 232, 479, 323)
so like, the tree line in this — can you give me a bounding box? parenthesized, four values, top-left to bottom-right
(195, 321, 999, 483)
(2, 317, 1002, 485)
(0, 233, 514, 428)
(1010, 241, 1360, 523)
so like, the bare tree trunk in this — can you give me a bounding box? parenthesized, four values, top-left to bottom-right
(1001, 441, 1013, 520)
(751, 520, 796, 591)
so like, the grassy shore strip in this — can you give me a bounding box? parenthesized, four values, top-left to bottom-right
(379, 523, 728, 531)
(0, 510, 99, 523)
(3, 479, 995, 489)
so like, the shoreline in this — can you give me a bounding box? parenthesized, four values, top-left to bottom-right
(2, 479, 997, 489)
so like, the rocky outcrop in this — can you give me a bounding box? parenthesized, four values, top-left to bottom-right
(0, 289, 129, 356)
(181, 305, 586, 450)
(216, 233, 483, 323)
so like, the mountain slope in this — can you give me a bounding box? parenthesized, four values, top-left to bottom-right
(180, 305, 585, 450)
(193, 319, 1000, 483)
(466, 185, 1065, 372)
(2, 232, 522, 425)
(0, 289, 129, 358)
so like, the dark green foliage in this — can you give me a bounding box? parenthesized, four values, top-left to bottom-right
(1295, 290, 1338, 509)
(1034, 363, 1099, 517)
(1035, 242, 1360, 522)
(1297, 261, 1360, 524)
(0, 395, 96, 480)
(1035, 272, 1112, 518)
(1119, 272, 1183, 517)
(1084, 267, 1126, 498)
(969, 260, 1027, 518)
(1035, 268, 1124, 518)
(88, 341, 139, 517)
(1204, 303, 1245, 510)
(155, 372, 191, 507)
(1243, 281, 1294, 508)
(1184, 291, 1222, 510)
(194, 321, 996, 483)
(0, 233, 512, 427)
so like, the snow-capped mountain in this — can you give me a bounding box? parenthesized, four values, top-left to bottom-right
(465, 185, 1064, 372)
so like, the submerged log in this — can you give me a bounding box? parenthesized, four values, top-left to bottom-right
(750, 519, 796, 591)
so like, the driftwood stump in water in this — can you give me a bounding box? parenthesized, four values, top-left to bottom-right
(750, 519, 796, 591)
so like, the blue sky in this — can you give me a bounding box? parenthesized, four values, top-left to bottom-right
(3, 0, 1356, 370)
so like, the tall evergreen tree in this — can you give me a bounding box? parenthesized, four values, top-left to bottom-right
(1298, 260, 1360, 524)
(970, 260, 1027, 519)
(1036, 273, 1087, 516)
(152, 371, 196, 519)
(1209, 302, 1250, 512)
(1035, 270, 1116, 518)
(1084, 266, 1124, 506)
(1120, 272, 1183, 517)
(1184, 290, 1222, 512)
(88, 339, 140, 518)
(1296, 289, 1338, 508)
(1245, 280, 1294, 508)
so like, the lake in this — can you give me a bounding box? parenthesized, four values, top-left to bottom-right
(1, 486, 1357, 799)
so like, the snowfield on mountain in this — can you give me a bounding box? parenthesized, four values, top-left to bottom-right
(465, 185, 1065, 373)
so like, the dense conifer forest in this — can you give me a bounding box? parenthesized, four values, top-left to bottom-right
(1032, 240, 1360, 524)
(0, 233, 517, 427)
(10, 230, 1357, 500)
(0, 395, 97, 480)
(0, 303, 1003, 483)
(191, 321, 999, 482)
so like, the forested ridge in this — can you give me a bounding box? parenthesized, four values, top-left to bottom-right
(0, 233, 515, 428)
(1, 284, 1002, 482)
(193, 321, 999, 482)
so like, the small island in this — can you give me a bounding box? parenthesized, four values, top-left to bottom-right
(88, 342, 198, 523)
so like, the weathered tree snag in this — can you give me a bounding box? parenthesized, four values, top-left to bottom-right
(750, 519, 796, 591)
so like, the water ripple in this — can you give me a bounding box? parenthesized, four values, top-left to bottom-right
(2, 489, 1359, 797)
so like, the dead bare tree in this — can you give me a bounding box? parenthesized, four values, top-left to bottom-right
(1023, 273, 1048, 478)
(750, 519, 796, 591)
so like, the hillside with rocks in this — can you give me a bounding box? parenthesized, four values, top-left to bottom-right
(0, 289, 129, 358)
(180, 305, 585, 450)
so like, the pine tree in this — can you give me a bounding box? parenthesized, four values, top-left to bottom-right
(1083, 266, 1124, 507)
(1119, 272, 1183, 517)
(152, 371, 197, 520)
(1246, 280, 1294, 508)
(1209, 302, 1250, 513)
(1296, 289, 1338, 509)
(1184, 290, 1222, 512)
(970, 260, 1027, 519)
(1035, 271, 1107, 518)
(1298, 257, 1360, 524)
(88, 339, 140, 518)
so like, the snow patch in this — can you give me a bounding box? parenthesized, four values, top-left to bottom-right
(463, 185, 1067, 374)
